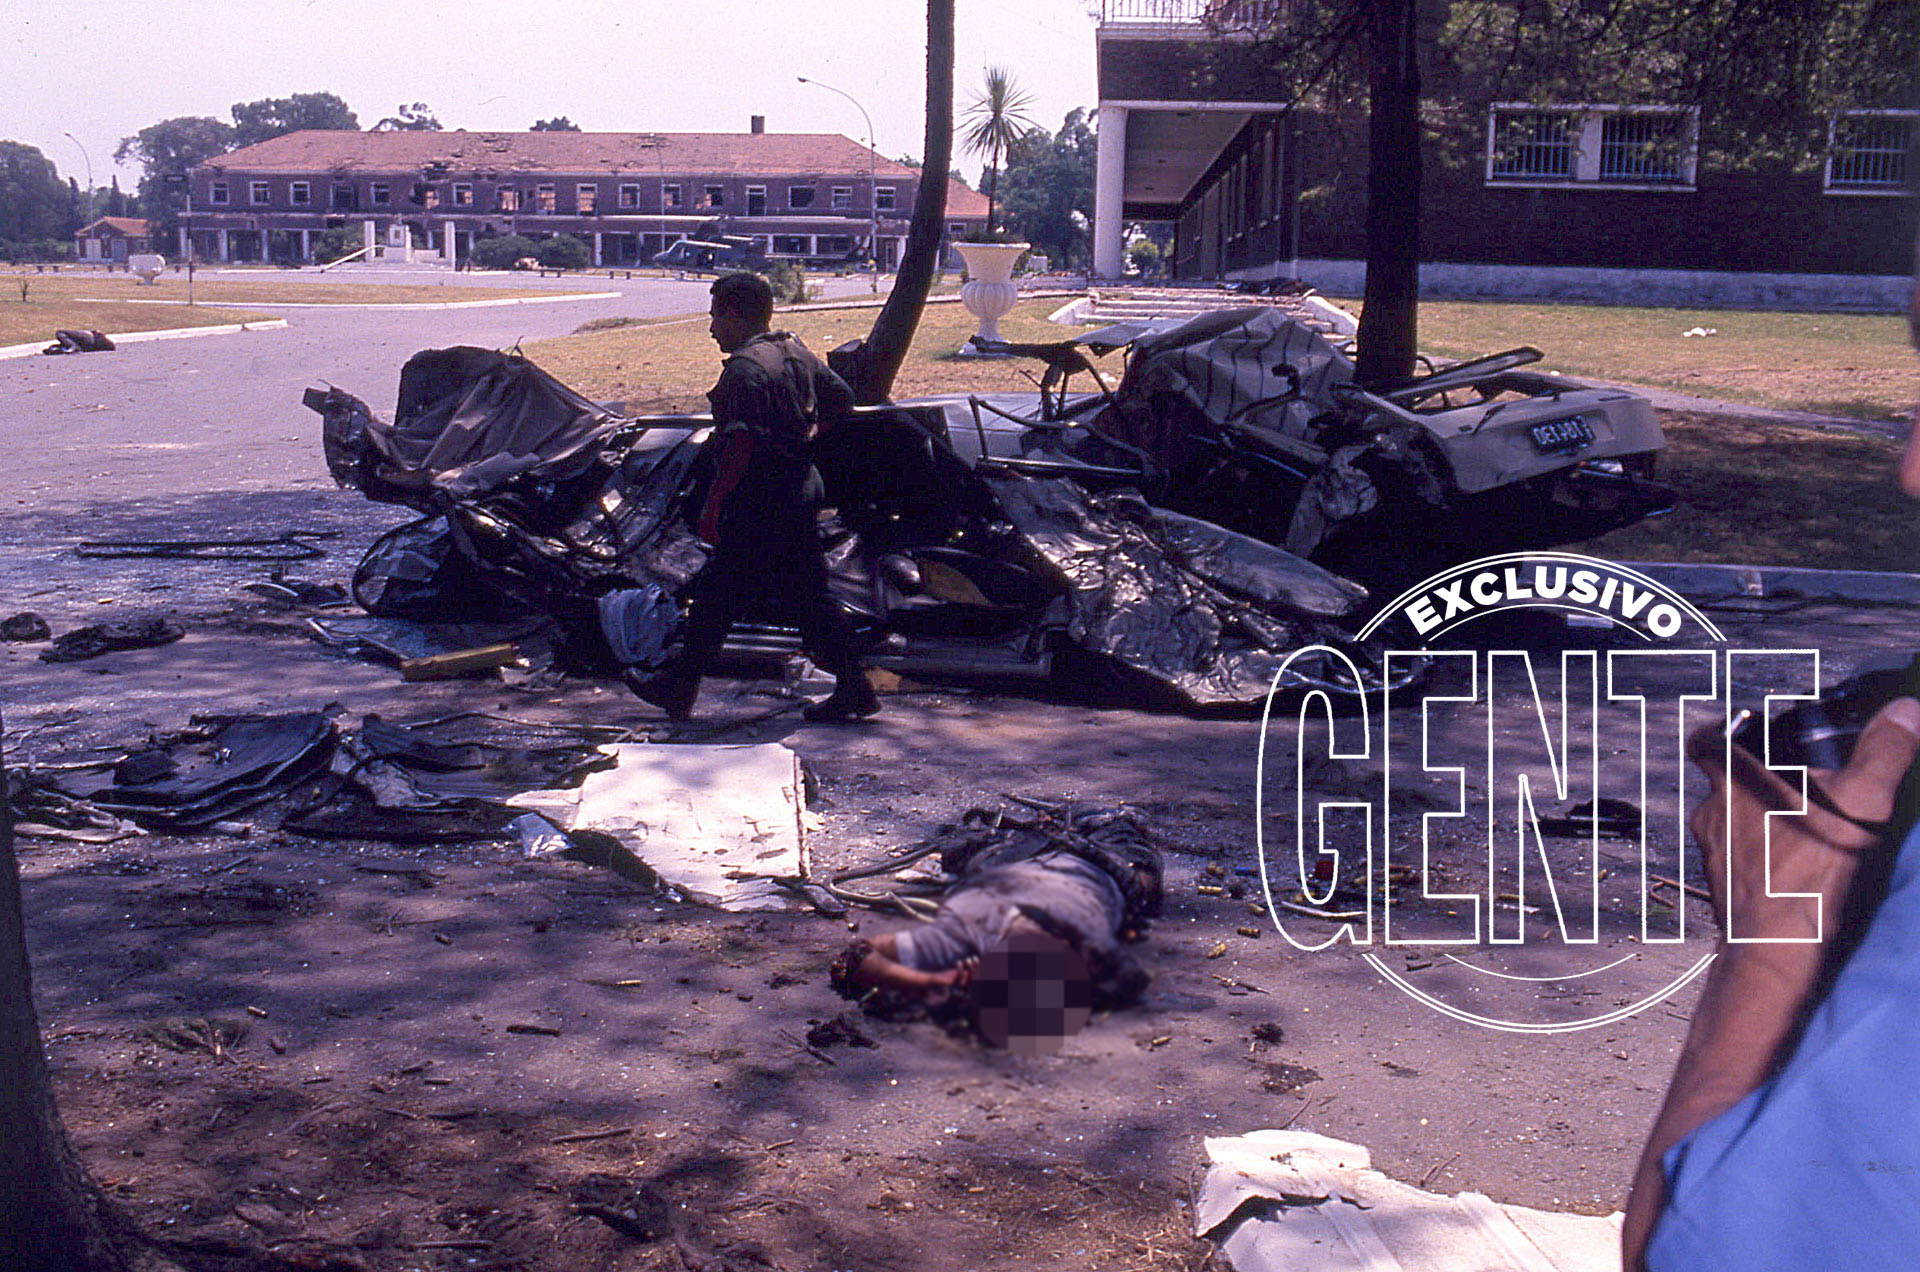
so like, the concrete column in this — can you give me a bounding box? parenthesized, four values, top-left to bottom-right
(300, 229, 312, 262)
(593, 231, 603, 266)
(444, 219, 457, 263)
(178, 226, 189, 257)
(1093, 103, 1129, 280)
(216, 228, 230, 262)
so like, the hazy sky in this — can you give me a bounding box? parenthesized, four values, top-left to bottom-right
(4, 0, 1101, 189)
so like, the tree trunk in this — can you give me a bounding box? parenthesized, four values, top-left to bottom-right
(1354, 0, 1421, 389)
(839, 0, 954, 405)
(985, 147, 999, 236)
(0, 714, 141, 1271)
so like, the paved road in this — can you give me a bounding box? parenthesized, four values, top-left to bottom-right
(0, 270, 885, 507)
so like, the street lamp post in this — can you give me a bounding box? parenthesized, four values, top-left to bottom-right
(797, 75, 879, 294)
(63, 133, 93, 231)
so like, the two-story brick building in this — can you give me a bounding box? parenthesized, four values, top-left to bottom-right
(186, 124, 988, 269)
(1091, 0, 1917, 303)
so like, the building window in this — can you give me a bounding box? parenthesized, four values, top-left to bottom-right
(663, 183, 682, 208)
(421, 186, 441, 210)
(1598, 113, 1688, 183)
(250, 180, 270, 205)
(1827, 111, 1915, 192)
(1487, 105, 1696, 189)
(452, 182, 473, 207)
(577, 183, 598, 213)
(773, 235, 810, 254)
(497, 187, 519, 212)
(745, 185, 766, 216)
(289, 180, 311, 206)
(1489, 110, 1575, 180)
(371, 182, 391, 206)
(831, 185, 853, 210)
(705, 184, 724, 208)
(619, 183, 640, 209)
(331, 183, 356, 210)
(209, 181, 230, 206)
(874, 186, 897, 212)
(536, 184, 556, 213)
(789, 185, 815, 209)
(947, 222, 966, 237)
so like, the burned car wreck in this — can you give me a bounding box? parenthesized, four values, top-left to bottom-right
(307, 343, 1411, 713)
(931, 306, 1675, 591)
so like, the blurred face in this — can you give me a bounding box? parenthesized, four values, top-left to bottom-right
(708, 296, 757, 353)
(968, 929, 1093, 1056)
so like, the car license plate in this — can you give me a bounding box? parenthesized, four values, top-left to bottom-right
(1529, 416, 1595, 453)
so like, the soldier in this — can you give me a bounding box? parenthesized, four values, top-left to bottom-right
(629, 272, 879, 723)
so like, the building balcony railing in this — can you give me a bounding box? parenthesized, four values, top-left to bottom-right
(1097, 0, 1281, 32)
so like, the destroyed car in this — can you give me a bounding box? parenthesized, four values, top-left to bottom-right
(917, 306, 1675, 591)
(307, 346, 1416, 712)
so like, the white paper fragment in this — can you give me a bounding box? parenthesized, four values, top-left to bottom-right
(509, 742, 807, 911)
(1196, 1130, 1620, 1272)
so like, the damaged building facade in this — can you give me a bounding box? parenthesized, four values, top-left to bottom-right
(183, 124, 988, 269)
(1091, 0, 1918, 302)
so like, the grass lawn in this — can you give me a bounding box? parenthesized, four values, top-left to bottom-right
(525, 294, 1918, 573)
(0, 291, 268, 345)
(1582, 410, 1917, 573)
(1386, 298, 1920, 423)
(0, 272, 554, 309)
(528, 296, 1121, 413)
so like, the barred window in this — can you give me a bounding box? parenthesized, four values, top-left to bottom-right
(1599, 113, 1687, 183)
(1828, 113, 1914, 190)
(1490, 111, 1574, 179)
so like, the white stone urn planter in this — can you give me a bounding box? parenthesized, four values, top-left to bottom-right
(954, 240, 1028, 351)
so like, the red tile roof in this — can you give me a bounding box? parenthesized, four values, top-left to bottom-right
(78, 216, 149, 236)
(201, 130, 925, 179)
(946, 178, 989, 218)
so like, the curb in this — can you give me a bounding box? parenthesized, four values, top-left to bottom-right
(1624, 560, 1920, 606)
(68, 292, 621, 312)
(0, 319, 290, 362)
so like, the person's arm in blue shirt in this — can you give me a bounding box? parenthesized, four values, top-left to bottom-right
(1622, 699, 1920, 1271)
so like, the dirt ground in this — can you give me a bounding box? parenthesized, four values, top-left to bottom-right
(7, 495, 1920, 1272)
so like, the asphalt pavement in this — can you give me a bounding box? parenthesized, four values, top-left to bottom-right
(0, 268, 881, 507)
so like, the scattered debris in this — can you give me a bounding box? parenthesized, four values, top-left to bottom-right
(0, 612, 51, 642)
(804, 1012, 879, 1051)
(141, 1017, 248, 1058)
(39, 616, 185, 663)
(76, 531, 336, 561)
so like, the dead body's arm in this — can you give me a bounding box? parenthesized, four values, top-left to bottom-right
(850, 931, 971, 996)
(1621, 701, 1920, 1271)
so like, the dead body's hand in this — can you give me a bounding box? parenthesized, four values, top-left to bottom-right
(1686, 698, 1920, 943)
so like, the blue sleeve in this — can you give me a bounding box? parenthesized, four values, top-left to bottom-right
(1649, 819, 1920, 1271)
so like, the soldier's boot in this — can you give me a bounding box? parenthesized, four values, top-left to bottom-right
(802, 668, 881, 723)
(623, 665, 701, 721)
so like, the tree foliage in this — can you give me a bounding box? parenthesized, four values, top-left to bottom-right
(997, 108, 1096, 269)
(534, 233, 590, 269)
(113, 115, 235, 244)
(530, 117, 581, 131)
(374, 102, 444, 132)
(229, 92, 358, 148)
(959, 66, 1037, 235)
(0, 141, 81, 247)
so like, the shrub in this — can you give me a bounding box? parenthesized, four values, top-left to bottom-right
(313, 227, 364, 264)
(764, 259, 808, 304)
(470, 234, 539, 271)
(534, 234, 591, 270)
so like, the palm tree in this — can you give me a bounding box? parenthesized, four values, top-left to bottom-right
(960, 66, 1036, 236)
